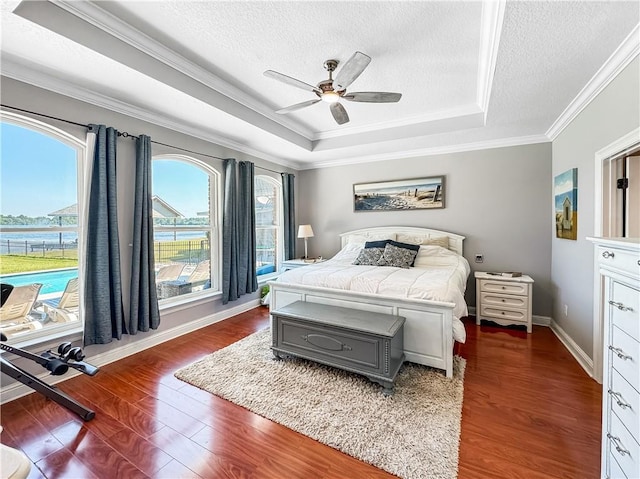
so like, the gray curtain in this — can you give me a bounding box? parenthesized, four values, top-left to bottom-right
(129, 134, 160, 334)
(282, 173, 296, 260)
(222, 159, 258, 304)
(84, 124, 126, 345)
(222, 159, 238, 304)
(238, 161, 258, 294)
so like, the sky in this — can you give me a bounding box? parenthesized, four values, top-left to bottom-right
(1, 122, 209, 218)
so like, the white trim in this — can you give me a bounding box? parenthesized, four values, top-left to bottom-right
(549, 318, 594, 378)
(0, 301, 261, 405)
(303, 134, 550, 170)
(546, 24, 640, 140)
(1, 58, 302, 171)
(477, 0, 506, 119)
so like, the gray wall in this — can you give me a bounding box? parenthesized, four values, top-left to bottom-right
(298, 142, 553, 317)
(1, 77, 296, 372)
(551, 57, 639, 358)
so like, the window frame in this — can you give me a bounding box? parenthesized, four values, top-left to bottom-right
(255, 174, 283, 282)
(0, 111, 86, 346)
(152, 154, 221, 304)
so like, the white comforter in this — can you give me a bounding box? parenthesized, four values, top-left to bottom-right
(277, 243, 470, 342)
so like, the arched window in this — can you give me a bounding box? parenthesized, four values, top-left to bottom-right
(0, 112, 85, 342)
(152, 155, 220, 301)
(255, 175, 281, 277)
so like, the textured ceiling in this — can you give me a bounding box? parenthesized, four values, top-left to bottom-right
(1, 1, 638, 169)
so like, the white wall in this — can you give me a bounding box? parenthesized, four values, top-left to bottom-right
(551, 57, 639, 358)
(297, 142, 553, 317)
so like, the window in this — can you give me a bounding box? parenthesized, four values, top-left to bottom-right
(152, 155, 219, 301)
(0, 113, 85, 343)
(255, 175, 281, 277)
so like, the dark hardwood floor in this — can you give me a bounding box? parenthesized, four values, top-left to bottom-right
(1, 307, 602, 479)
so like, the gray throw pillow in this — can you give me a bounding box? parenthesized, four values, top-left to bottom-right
(353, 248, 384, 265)
(377, 243, 418, 268)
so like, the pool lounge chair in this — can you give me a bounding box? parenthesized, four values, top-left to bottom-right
(156, 263, 185, 282)
(0, 283, 44, 334)
(42, 278, 79, 323)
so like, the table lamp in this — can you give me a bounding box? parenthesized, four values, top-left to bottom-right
(297, 224, 314, 259)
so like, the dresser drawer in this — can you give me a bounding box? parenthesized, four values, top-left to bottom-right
(609, 369, 640, 444)
(480, 292, 527, 310)
(479, 304, 527, 323)
(598, 246, 640, 278)
(611, 281, 640, 342)
(608, 453, 627, 479)
(608, 412, 639, 479)
(480, 280, 528, 296)
(610, 326, 640, 392)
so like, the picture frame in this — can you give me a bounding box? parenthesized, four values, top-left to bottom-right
(554, 168, 578, 240)
(354, 176, 445, 211)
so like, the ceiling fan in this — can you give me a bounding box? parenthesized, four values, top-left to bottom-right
(264, 51, 402, 125)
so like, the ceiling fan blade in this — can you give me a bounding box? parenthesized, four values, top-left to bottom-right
(264, 70, 322, 94)
(276, 99, 321, 114)
(342, 92, 402, 103)
(332, 51, 371, 91)
(330, 102, 349, 125)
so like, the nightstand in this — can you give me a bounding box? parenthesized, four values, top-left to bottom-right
(475, 272, 534, 333)
(281, 258, 325, 271)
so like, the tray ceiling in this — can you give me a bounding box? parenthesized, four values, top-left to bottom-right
(1, 1, 638, 169)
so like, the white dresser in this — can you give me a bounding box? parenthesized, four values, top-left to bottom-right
(589, 238, 640, 479)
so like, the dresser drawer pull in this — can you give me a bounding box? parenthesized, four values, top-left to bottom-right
(608, 345, 632, 360)
(608, 300, 634, 312)
(602, 251, 615, 259)
(608, 390, 631, 409)
(607, 433, 630, 456)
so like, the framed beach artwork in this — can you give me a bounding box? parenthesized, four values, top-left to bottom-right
(354, 176, 444, 211)
(554, 168, 578, 240)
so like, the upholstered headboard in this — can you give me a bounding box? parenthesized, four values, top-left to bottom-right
(339, 226, 465, 256)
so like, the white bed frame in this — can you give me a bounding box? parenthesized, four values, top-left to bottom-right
(269, 226, 466, 377)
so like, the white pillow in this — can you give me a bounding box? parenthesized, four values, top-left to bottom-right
(413, 245, 459, 268)
(396, 233, 449, 249)
(344, 233, 396, 244)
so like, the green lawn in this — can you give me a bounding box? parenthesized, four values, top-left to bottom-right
(0, 255, 78, 275)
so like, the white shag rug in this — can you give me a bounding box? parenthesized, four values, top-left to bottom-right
(175, 328, 465, 479)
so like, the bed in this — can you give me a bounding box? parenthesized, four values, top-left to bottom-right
(269, 226, 470, 377)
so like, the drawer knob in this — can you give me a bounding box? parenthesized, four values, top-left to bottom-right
(606, 433, 630, 456)
(607, 390, 631, 409)
(602, 251, 615, 259)
(608, 300, 634, 312)
(608, 345, 632, 361)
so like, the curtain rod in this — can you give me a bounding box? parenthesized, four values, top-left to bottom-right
(0, 104, 288, 175)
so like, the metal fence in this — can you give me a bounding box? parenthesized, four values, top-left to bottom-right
(154, 239, 210, 266)
(0, 240, 78, 259)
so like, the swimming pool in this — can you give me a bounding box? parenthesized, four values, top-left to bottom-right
(1, 269, 78, 295)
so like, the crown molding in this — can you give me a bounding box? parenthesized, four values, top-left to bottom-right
(477, 0, 506, 119)
(53, 0, 315, 140)
(546, 23, 640, 140)
(302, 134, 550, 170)
(1, 57, 302, 171)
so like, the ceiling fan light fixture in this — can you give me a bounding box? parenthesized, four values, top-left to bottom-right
(321, 91, 340, 103)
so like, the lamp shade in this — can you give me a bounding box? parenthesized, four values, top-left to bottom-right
(297, 224, 314, 238)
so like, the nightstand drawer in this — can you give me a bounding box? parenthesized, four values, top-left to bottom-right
(479, 305, 527, 323)
(480, 280, 528, 296)
(480, 292, 527, 310)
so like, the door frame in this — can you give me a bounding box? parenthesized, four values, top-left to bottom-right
(592, 127, 639, 383)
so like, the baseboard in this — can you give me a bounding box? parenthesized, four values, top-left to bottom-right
(549, 319, 594, 378)
(0, 300, 261, 405)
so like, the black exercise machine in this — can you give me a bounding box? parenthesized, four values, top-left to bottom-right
(0, 332, 99, 421)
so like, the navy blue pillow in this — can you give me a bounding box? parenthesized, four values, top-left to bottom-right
(389, 240, 420, 266)
(364, 240, 391, 249)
